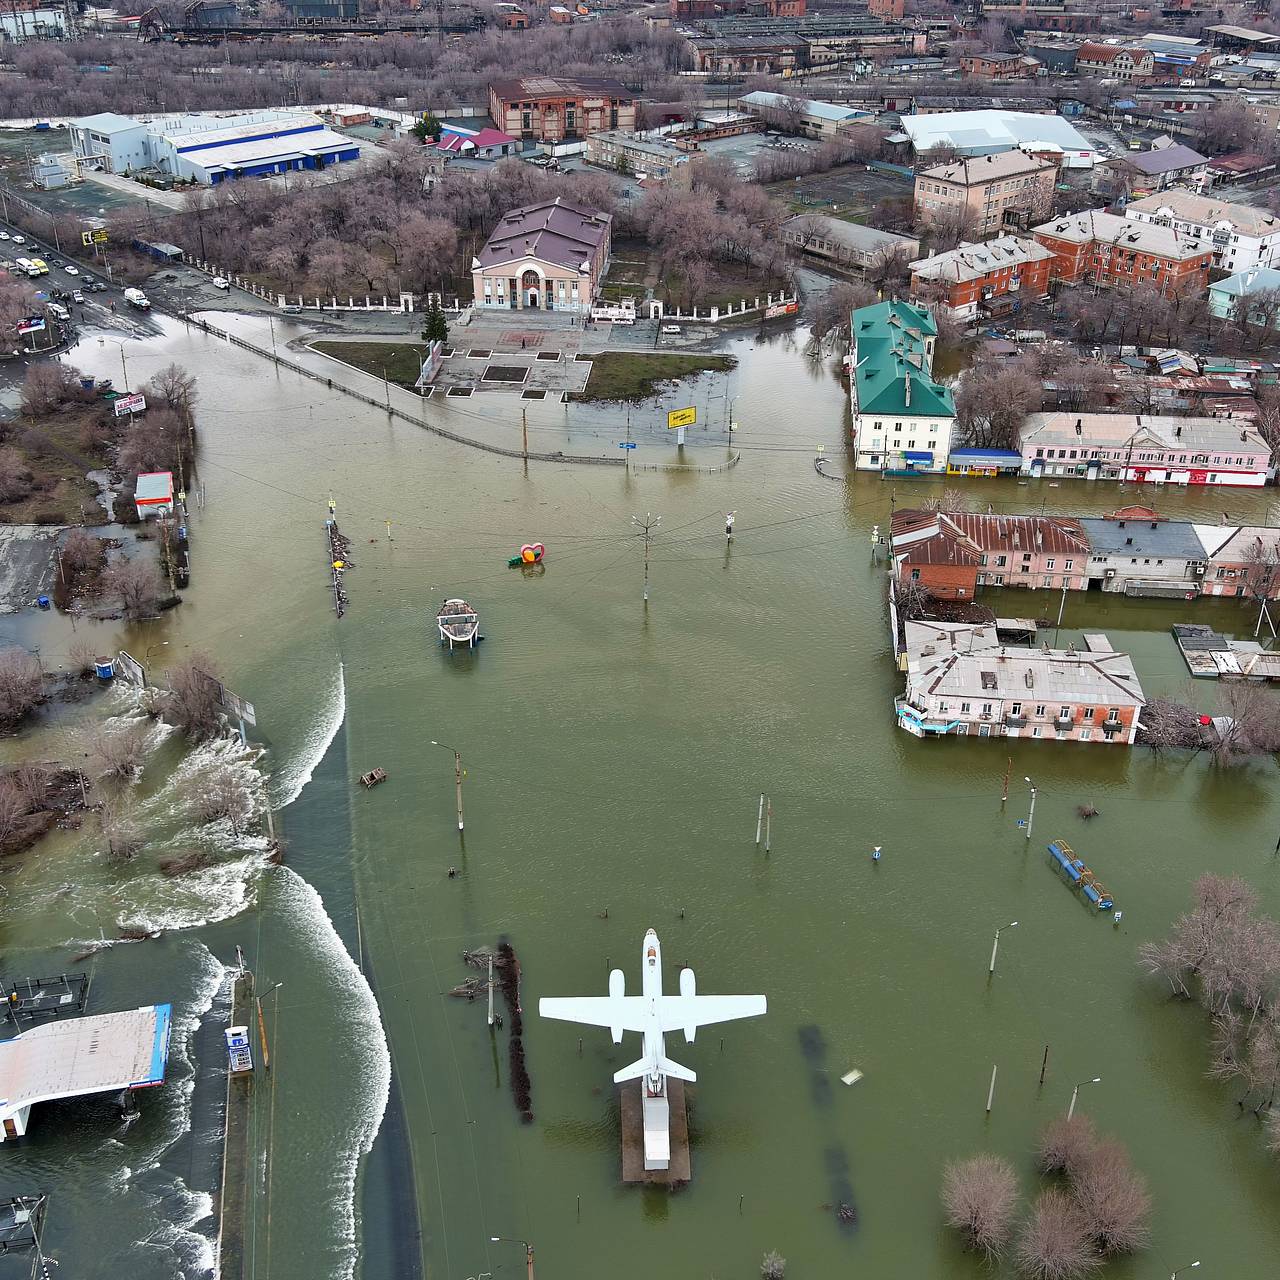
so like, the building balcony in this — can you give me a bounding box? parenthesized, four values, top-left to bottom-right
(1004, 714, 1027, 729)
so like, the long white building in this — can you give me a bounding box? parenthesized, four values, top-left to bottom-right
(1124, 187, 1280, 275)
(70, 110, 361, 185)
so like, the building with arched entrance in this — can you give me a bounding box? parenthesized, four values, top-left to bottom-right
(472, 198, 612, 315)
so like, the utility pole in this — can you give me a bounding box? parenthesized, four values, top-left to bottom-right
(632, 512, 661, 604)
(522, 405, 529, 461)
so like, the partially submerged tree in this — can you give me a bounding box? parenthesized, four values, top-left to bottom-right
(1015, 1188, 1100, 1280)
(162, 656, 222, 741)
(1135, 695, 1203, 752)
(187, 761, 255, 836)
(102, 558, 161, 622)
(88, 722, 150, 782)
(941, 1153, 1019, 1260)
(1070, 1140, 1151, 1256)
(0, 648, 44, 729)
(954, 358, 1041, 451)
(1037, 1116, 1099, 1180)
(760, 1250, 786, 1280)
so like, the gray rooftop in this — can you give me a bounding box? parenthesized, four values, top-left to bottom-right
(475, 198, 611, 273)
(1078, 516, 1207, 560)
(782, 214, 917, 254)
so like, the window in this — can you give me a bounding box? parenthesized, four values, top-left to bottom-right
(1023, 553, 1032, 562)
(1046, 558, 1056, 569)
(982, 703, 992, 715)
(1035, 704, 1046, 718)
(961, 702, 971, 713)
(1084, 708, 1094, 721)
(1064, 559, 1074, 570)
(1059, 705, 1070, 719)
(996, 555, 1007, 567)
(1080, 728, 1092, 741)
(1032, 727, 1042, 738)
(1107, 708, 1119, 721)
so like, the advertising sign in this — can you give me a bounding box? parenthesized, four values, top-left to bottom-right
(113, 392, 147, 417)
(667, 406, 696, 430)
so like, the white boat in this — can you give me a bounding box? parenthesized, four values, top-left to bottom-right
(437, 598, 479, 649)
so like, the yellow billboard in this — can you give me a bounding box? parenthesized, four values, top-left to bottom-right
(667, 407, 696, 430)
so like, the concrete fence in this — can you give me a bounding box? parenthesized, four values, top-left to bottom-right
(644, 292, 799, 324)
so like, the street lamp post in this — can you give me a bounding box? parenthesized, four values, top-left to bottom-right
(98, 336, 132, 392)
(430, 740, 464, 832)
(1067, 1076, 1101, 1121)
(255, 980, 282, 1072)
(989, 920, 1019, 975)
(1024, 776, 1037, 842)
(489, 1236, 534, 1280)
(1171, 1262, 1201, 1279)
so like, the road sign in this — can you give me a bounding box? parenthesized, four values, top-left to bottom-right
(80, 229, 108, 246)
(667, 406, 696, 430)
(618, 441, 637, 450)
(1016, 819, 1027, 828)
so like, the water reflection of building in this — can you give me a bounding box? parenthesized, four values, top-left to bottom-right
(472, 198, 611, 314)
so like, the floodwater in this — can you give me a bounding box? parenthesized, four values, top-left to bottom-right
(1, 313, 1280, 1280)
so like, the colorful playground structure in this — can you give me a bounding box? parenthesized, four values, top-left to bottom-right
(1046, 841, 1115, 911)
(508, 542, 545, 568)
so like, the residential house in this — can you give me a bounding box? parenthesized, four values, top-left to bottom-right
(781, 214, 919, 272)
(1078, 507, 1209, 595)
(1095, 143, 1210, 195)
(471, 197, 611, 313)
(1020, 412, 1270, 487)
(433, 126, 520, 160)
(585, 130, 690, 185)
(914, 151, 1058, 239)
(959, 51, 1041, 77)
(488, 77, 635, 143)
(896, 621, 1144, 743)
(1196, 524, 1280, 598)
(1075, 41, 1155, 81)
(1032, 210, 1212, 296)
(847, 300, 956, 474)
(1124, 188, 1280, 274)
(1208, 266, 1280, 325)
(908, 235, 1055, 320)
(889, 511, 982, 599)
(892, 509, 1090, 596)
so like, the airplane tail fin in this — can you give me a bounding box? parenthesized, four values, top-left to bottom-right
(612, 1055, 698, 1084)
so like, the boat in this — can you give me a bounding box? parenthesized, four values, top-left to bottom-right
(437, 598, 480, 649)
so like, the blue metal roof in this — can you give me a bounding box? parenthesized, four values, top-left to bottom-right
(950, 448, 1023, 462)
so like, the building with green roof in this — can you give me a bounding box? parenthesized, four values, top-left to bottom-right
(848, 300, 956, 474)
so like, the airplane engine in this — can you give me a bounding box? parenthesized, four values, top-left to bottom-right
(680, 968, 697, 1043)
(608, 968, 625, 1042)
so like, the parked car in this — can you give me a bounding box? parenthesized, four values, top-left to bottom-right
(64, 265, 78, 276)
(51, 260, 64, 269)
(11, 235, 24, 245)
(212, 276, 230, 290)
(0, 232, 10, 241)
(71, 290, 84, 303)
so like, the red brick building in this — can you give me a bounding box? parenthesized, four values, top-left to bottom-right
(908, 236, 1055, 321)
(959, 51, 1040, 77)
(867, 0, 903, 17)
(890, 511, 982, 599)
(1075, 42, 1155, 81)
(1032, 210, 1212, 297)
(488, 76, 635, 143)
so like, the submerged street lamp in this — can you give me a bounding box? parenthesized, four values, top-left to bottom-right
(1067, 1076, 1101, 1121)
(989, 920, 1019, 975)
(1023, 776, 1037, 842)
(1171, 1263, 1201, 1279)
(430, 740, 464, 832)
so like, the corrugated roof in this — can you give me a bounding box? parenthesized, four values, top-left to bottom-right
(475, 197, 610, 273)
(850, 300, 954, 419)
(909, 236, 1055, 285)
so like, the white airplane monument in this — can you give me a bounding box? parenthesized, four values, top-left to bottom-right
(540, 928, 766, 1176)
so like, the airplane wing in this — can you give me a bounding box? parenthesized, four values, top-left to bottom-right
(538, 996, 649, 1032)
(657, 995, 766, 1032)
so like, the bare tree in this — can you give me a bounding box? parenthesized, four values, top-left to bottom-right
(0, 776, 33, 846)
(143, 363, 198, 432)
(0, 448, 34, 505)
(760, 1251, 786, 1280)
(61, 529, 103, 576)
(162, 656, 222, 741)
(0, 648, 44, 728)
(1015, 1188, 1101, 1280)
(808, 281, 878, 342)
(922, 488, 969, 514)
(186, 761, 255, 836)
(12, 764, 52, 811)
(88, 722, 150, 782)
(69, 639, 97, 678)
(895, 574, 936, 621)
(20, 363, 80, 418)
(1070, 1140, 1151, 1256)
(100, 803, 142, 863)
(102, 558, 161, 621)
(1135, 696, 1203, 751)
(1037, 1116, 1099, 1179)
(941, 1153, 1019, 1260)
(1212, 681, 1280, 762)
(955, 360, 1041, 450)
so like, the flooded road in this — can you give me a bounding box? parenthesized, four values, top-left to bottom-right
(1, 312, 1278, 1280)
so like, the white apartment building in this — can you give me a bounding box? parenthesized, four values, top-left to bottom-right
(1124, 187, 1280, 274)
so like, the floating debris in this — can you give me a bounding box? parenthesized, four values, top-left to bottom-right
(840, 1069, 864, 1086)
